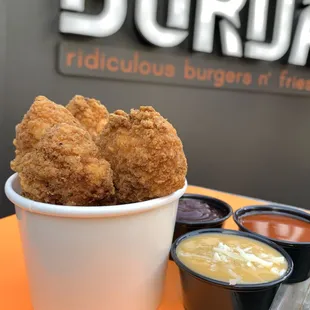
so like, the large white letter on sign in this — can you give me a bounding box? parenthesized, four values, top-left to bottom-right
(219, 20, 243, 57)
(289, 4, 310, 66)
(245, 0, 295, 61)
(135, 0, 188, 47)
(193, 0, 246, 56)
(61, 0, 84, 12)
(246, 0, 268, 41)
(167, 0, 191, 29)
(59, 0, 127, 37)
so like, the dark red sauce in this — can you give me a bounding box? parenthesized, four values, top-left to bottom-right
(241, 213, 310, 242)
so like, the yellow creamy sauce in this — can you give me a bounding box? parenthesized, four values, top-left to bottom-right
(176, 234, 288, 284)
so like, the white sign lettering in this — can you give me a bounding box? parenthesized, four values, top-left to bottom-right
(61, 0, 84, 12)
(245, 0, 295, 61)
(289, 5, 310, 66)
(135, 0, 188, 47)
(59, 0, 310, 66)
(60, 0, 127, 37)
(247, 0, 268, 42)
(193, 0, 246, 56)
(167, 0, 190, 30)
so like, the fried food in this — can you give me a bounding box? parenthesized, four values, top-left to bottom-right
(66, 95, 109, 139)
(11, 96, 81, 171)
(11, 94, 188, 206)
(98, 106, 187, 203)
(16, 123, 115, 206)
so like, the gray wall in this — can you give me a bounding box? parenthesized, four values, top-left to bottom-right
(0, 0, 7, 217)
(1, 0, 310, 218)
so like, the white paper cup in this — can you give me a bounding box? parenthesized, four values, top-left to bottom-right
(5, 173, 187, 310)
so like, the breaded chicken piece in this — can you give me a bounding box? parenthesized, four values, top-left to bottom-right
(11, 96, 81, 171)
(98, 106, 187, 203)
(66, 95, 109, 139)
(16, 123, 115, 206)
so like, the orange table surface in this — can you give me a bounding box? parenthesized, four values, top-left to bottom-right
(0, 185, 265, 310)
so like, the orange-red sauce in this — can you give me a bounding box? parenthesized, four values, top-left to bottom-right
(241, 213, 310, 243)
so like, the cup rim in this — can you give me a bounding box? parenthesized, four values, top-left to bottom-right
(171, 228, 294, 291)
(233, 205, 310, 247)
(176, 194, 233, 225)
(5, 173, 187, 218)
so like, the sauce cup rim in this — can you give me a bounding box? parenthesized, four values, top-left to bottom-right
(233, 205, 310, 247)
(176, 194, 233, 226)
(171, 228, 294, 291)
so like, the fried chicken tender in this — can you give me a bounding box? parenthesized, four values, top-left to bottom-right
(66, 95, 109, 139)
(16, 123, 115, 206)
(11, 96, 81, 171)
(98, 106, 187, 203)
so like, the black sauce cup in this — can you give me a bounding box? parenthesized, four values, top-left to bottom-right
(171, 229, 293, 310)
(172, 194, 232, 243)
(233, 205, 310, 284)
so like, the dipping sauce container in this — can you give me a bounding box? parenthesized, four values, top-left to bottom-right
(171, 229, 293, 310)
(234, 205, 310, 283)
(172, 194, 232, 243)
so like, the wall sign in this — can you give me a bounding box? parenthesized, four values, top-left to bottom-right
(60, 0, 310, 66)
(59, 42, 310, 96)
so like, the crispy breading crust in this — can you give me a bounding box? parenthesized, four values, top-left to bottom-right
(66, 95, 109, 139)
(17, 123, 115, 206)
(98, 106, 187, 203)
(11, 96, 81, 171)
